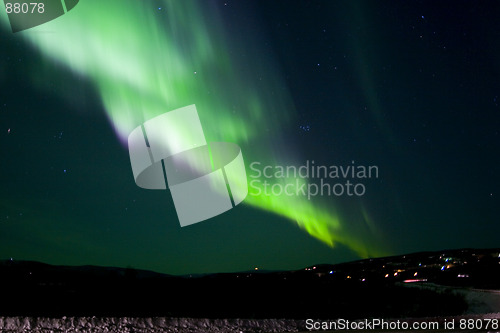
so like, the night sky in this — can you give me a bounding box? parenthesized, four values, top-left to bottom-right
(1, 0, 499, 275)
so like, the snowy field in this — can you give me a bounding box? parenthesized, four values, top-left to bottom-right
(0, 317, 304, 333)
(1, 314, 500, 333)
(400, 283, 500, 315)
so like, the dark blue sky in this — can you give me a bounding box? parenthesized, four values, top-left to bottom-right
(0, 0, 499, 275)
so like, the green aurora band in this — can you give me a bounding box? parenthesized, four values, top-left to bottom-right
(0, 0, 386, 258)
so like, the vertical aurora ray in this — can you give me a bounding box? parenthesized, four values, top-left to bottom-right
(0, 1, 386, 258)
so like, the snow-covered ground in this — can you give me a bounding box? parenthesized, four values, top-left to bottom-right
(400, 282, 500, 315)
(0, 317, 305, 333)
(1, 314, 500, 333)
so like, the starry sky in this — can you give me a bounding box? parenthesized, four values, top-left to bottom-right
(0, 0, 499, 275)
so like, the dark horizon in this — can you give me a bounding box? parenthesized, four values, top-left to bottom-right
(2, 246, 499, 276)
(2, 247, 498, 319)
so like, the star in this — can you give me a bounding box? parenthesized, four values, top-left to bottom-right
(299, 125, 311, 132)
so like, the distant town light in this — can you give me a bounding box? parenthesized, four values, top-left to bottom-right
(404, 279, 428, 283)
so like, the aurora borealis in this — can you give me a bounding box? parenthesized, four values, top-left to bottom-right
(1, 1, 499, 275)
